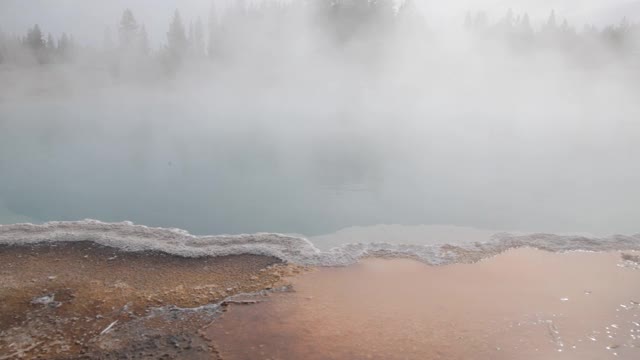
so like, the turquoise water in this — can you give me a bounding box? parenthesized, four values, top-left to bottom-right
(1, 84, 639, 237)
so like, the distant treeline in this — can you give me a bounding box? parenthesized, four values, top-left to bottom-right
(463, 9, 639, 58)
(0, 0, 638, 72)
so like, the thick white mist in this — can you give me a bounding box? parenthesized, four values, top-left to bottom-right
(1, 1, 639, 239)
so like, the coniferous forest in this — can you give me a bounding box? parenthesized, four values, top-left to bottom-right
(1, 0, 638, 83)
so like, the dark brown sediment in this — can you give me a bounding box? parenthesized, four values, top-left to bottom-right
(0, 241, 305, 359)
(207, 248, 640, 360)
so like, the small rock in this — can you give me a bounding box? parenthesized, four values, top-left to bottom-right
(31, 294, 55, 305)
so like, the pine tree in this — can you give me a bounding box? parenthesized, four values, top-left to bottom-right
(46, 33, 55, 50)
(26, 24, 45, 50)
(520, 13, 533, 38)
(167, 10, 188, 56)
(58, 33, 70, 59)
(545, 10, 557, 31)
(515, 12, 534, 49)
(119, 9, 139, 49)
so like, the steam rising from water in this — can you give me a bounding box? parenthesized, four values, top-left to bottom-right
(1, 1, 639, 238)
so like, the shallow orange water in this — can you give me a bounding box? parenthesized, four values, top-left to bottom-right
(207, 249, 640, 360)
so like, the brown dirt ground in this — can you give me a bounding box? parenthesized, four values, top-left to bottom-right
(0, 241, 306, 359)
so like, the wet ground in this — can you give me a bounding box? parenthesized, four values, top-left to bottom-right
(207, 248, 640, 360)
(0, 242, 304, 359)
(4, 243, 640, 359)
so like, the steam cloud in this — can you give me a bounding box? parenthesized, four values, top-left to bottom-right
(0, 1, 639, 237)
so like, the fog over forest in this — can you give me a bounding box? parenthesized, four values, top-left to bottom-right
(1, 0, 639, 237)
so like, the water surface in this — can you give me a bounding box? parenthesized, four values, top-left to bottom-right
(207, 249, 640, 359)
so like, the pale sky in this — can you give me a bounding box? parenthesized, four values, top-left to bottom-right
(0, 0, 637, 46)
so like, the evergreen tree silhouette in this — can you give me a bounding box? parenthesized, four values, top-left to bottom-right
(119, 9, 139, 49)
(167, 10, 188, 64)
(46, 33, 55, 50)
(58, 33, 70, 60)
(26, 24, 45, 50)
(519, 13, 533, 40)
(545, 10, 557, 32)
